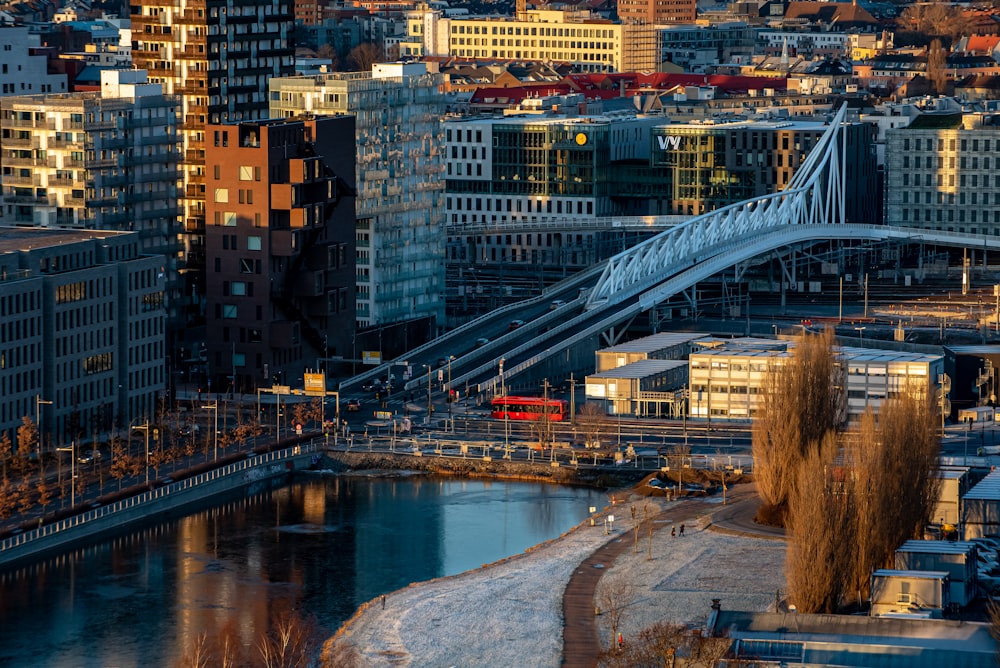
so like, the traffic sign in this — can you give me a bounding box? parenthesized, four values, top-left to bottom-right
(304, 372, 326, 396)
(272, 385, 291, 395)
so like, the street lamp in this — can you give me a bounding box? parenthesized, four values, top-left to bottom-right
(423, 364, 432, 426)
(56, 441, 75, 506)
(447, 355, 455, 432)
(854, 326, 866, 344)
(35, 394, 52, 462)
(201, 401, 218, 461)
(131, 420, 150, 485)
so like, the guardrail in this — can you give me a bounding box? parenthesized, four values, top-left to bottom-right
(0, 440, 323, 556)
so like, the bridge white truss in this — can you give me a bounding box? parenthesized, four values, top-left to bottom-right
(586, 103, 849, 310)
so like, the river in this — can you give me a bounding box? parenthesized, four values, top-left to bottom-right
(0, 472, 606, 667)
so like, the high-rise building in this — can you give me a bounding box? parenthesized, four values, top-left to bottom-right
(0, 228, 165, 449)
(269, 63, 446, 331)
(618, 0, 696, 25)
(204, 116, 356, 391)
(130, 0, 295, 340)
(0, 70, 183, 328)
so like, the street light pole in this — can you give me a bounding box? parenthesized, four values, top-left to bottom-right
(426, 365, 432, 426)
(447, 356, 454, 432)
(36, 394, 52, 463)
(200, 402, 218, 461)
(132, 421, 151, 485)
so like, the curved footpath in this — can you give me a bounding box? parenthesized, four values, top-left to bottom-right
(561, 484, 781, 667)
(326, 483, 787, 667)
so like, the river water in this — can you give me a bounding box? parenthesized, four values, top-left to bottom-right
(0, 472, 605, 667)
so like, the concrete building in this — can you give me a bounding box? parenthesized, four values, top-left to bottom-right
(659, 23, 754, 72)
(0, 26, 69, 97)
(962, 469, 1000, 539)
(0, 228, 165, 451)
(400, 8, 659, 73)
(894, 540, 978, 608)
(885, 111, 1000, 235)
(594, 332, 708, 372)
(0, 70, 182, 330)
(870, 569, 950, 618)
(584, 359, 688, 416)
(269, 63, 447, 331)
(712, 608, 996, 666)
(204, 115, 356, 391)
(130, 0, 295, 344)
(687, 340, 943, 420)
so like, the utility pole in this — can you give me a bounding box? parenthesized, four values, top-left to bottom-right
(569, 372, 576, 424)
(36, 394, 52, 463)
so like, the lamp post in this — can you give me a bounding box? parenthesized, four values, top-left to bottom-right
(447, 355, 455, 432)
(201, 401, 218, 461)
(56, 441, 75, 506)
(35, 394, 52, 463)
(131, 420, 150, 485)
(854, 326, 866, 345)
(424, 364, 432, 426)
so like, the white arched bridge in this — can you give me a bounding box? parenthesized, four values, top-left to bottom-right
(347, 104, 1000, 398)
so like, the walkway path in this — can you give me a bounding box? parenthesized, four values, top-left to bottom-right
(560, 484, 782, 667)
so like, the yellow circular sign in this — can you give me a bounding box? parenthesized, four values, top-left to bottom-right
(575, 132, 588, 146)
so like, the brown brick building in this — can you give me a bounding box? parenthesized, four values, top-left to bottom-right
(204, 115, 356, 392)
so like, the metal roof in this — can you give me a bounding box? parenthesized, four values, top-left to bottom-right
(599, 332, 709, 354)
(872, 569, 950, 581)
(964, 469, 1000, 501)
(587, 359, 687, 379)
(897, 540, 976, 556)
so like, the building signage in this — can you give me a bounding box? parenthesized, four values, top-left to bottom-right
(363, 350, 382, 365)
(656, 135, 683, 150)
(304, 373, 326, 396)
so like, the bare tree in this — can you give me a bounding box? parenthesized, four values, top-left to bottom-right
(926, 39, 949, 94)
(786, 432, 854, 613)
(576, 402, 607, 448)
(15, 416, 38, 475)
(752, 329, 845, 511)
(847, 390, 941, 603)
(256, 601, 326, 668)
(597, 574, 636, 650)
(346, 42, 384, 73)
(315, 43, 340, 70)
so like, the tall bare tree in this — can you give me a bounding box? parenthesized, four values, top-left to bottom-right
(926, 39, 949, 95)
(597, 574, 636, 650)
(847, 390, 941, 601)
(785, 432, 854, 613)
(752, 329, 845, 510)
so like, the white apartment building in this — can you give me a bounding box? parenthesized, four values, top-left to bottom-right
(0, 70, 183, 327)
(269, 62, 447, 329)
(688, 341, 942, 420)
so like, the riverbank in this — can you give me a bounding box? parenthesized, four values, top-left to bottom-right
(323, 483, 786, 667)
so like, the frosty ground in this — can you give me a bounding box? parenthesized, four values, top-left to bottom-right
(324, 485, 786, 667)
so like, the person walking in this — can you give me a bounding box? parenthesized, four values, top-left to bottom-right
(679, 523, 685, 537)
(671, 526, 676, 538)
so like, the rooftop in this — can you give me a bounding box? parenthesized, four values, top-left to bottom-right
(587, 359, 687, 379)
(599, 332, 709, 354)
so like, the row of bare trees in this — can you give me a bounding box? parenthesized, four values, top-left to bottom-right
(178, 601, 325, 668)
(0, 397, 330, 526)
(752, 330, 941, 613)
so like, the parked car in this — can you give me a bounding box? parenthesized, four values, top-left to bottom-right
(508, 319, 526, 331)
(346, 399, 361, 411)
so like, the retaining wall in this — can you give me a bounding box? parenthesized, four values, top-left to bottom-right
(0, 441, 322, 571)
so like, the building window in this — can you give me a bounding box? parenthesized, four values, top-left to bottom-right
(247, 236, 262, 250)
(214, 188, 229, 203)
(239, 165, 253, 181)
(231, 281, 247, 296)
(223, 304, 238, 318)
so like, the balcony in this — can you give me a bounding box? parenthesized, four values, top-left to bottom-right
(5, 173, 40, 186)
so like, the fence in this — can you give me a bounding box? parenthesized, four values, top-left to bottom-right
(0, 440, 323, 565)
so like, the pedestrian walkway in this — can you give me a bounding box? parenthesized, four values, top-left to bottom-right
(560, 484, 781, 667)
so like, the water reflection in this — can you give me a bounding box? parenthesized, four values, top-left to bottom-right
(0, 474, 604, 667)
